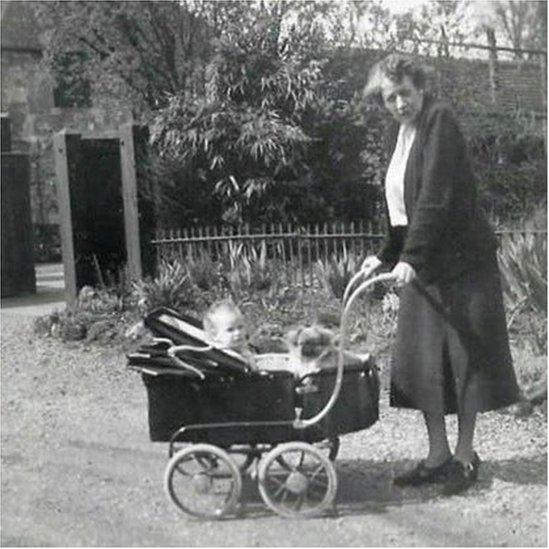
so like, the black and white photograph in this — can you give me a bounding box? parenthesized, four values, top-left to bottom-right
(1, 0, 546, 546)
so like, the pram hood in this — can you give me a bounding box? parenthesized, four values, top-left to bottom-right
(127, 307, 252, 377)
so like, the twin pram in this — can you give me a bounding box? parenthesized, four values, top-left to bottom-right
(128, 273, 391, 519)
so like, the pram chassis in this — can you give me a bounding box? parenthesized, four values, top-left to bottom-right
(133, 272, 393, 519)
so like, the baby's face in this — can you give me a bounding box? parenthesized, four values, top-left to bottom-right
(210, 309, 247, 350)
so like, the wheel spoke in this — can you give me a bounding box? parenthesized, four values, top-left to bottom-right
(196, 455, 217, 471)
(309, 464, 325, 482)
(268, 474, 287, 489)
(294, 493, 305, 511)
(174, 463, 191, 477)
(276, 456, 297, 473)
(309, 478, 328, 488)
(273, 481, 287, 499)
(298, 451, 305, 467)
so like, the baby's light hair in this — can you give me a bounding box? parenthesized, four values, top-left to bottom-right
(203, 298, 241, 336)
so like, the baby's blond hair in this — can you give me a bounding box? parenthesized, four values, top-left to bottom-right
(203, 298, 241, 337)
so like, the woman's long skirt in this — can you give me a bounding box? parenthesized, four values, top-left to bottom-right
(390, 259, 520, 414)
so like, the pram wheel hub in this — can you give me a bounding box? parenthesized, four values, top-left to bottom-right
(258, 442, 337, 518)
(164, 444, 242, 519)
(192, 473, 213, 494)
(285, 471, 309, 494)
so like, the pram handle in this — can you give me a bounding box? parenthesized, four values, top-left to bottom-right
(342, 265, 377, 306)
(293, 271, 396, 429)
(167, 344, 215, 380)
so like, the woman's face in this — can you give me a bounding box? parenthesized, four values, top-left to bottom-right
(380, 74, 424, 125)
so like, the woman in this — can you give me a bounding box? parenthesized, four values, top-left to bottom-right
(360, 54, 519, 495)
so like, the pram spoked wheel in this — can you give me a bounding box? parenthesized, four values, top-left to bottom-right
(169, 442, 256, 473)
(258, 442, 337, 518)
(164, 444, 242, 519)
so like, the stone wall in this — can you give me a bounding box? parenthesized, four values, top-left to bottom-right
(1, 49, 132, 226)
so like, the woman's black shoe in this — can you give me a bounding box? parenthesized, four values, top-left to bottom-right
(393, 456, 453, 487)
(442, 453, 481, 495)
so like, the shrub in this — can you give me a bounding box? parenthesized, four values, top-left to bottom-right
(511, 344, 546, 403)
(225, 240, 273, 295)
(185, 250, 222, 292)
(33, 286, 140, 343)
(478, 161, 546, 224)
(315, 247, 361, 299)
(132, 260, 200, 314)
(466, 103, 546, 224)
(498, 231, 547, 354)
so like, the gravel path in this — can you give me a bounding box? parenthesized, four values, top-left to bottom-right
(1, 310, 546, 547)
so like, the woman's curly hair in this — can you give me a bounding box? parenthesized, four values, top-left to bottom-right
(364, 54, 434, 100)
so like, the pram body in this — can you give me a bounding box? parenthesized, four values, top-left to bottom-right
(129, 273, 389, 519)
(141, 362, 378, 446)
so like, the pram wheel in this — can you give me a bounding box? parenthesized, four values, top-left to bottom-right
(275, 437, 339, 470)
(164, 444, 242, 519)
(258, 442, 337, 518)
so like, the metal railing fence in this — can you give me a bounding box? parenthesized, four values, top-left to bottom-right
(151, 222, 547, 287)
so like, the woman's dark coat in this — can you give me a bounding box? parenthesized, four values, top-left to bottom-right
(376, 96, 520, 414)
(377, 96, 497, 283)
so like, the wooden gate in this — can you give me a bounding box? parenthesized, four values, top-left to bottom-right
(1, 152, 36, 297)
(54, 124, 154, 303)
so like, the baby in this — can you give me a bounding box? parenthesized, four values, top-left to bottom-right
(203, 299, 257, 370)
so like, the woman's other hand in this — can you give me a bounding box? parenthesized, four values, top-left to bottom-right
(391, 261, 417, 285)
(360, 255, 382, 275)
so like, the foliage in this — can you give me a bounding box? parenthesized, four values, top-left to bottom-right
(315, 247, 361, 299)
(466, 104, 545, 165)
(35, 0, 544, 229)
(225, 241, 274, 296)
(512, 344, 547, 405)
(380, 290, 400, 339)
(477, 162, 546, 224)
(390, 0, 470, 56)
(498, 231, 547, 354)
(131, 260, 201, 314)
(490, 0, 547, 57)
(35, 0, 214, 116)
(149, 5, 326, 225)
(143, 2, 387, 227)
(184, 250, 222, 292)
(32, 287, 138, 343)
(464, 104, 546, 224)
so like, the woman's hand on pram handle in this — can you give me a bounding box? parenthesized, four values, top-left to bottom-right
(390, 261, 417, 286)
(343, 256, 383, 306)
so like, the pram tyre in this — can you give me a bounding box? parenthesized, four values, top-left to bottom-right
(164, 444, 242, 519)
(258, 442, 337, 518)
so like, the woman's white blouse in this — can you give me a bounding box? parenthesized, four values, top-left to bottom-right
(385, 124, 417, 227)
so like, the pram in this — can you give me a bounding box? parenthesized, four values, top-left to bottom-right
(128, 272, 393, 519)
